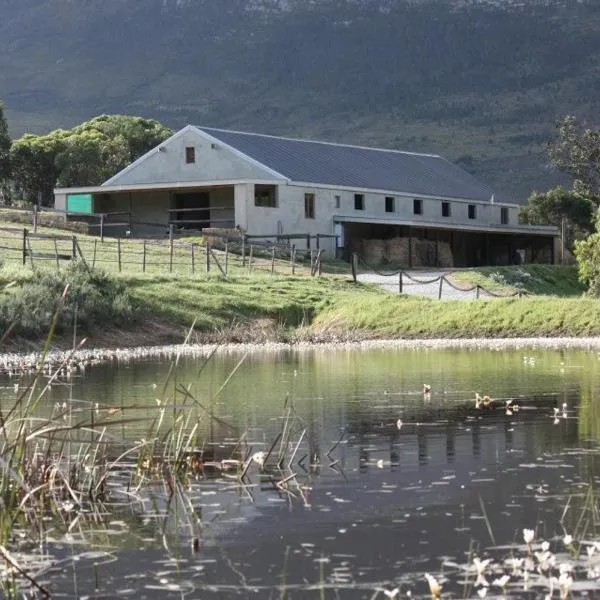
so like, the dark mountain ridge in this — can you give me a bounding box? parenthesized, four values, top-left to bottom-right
(2, 0, 600, 199)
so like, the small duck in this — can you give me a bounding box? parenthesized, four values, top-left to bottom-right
(423, 384, 431, 395)
(475, 393, 494, 409)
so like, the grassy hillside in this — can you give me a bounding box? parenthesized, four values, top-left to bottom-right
(3, 0, 600, 199)
(450, 265, 586, 297)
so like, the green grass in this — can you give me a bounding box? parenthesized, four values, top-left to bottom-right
(311, 293, 600, 339)
(450, 265, 586, 297)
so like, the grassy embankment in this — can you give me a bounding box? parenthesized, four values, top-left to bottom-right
(0, 220, 598, 346)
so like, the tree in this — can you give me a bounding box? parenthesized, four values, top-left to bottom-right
(548, 115, 600, 198)
(519, 186, 595, 250)
(0, 102, 11, 197)
(10, 115, 172, 205)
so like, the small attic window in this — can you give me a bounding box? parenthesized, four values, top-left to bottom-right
(185, 146, 195, 164)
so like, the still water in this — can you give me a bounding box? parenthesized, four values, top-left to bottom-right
(4, 347, 600, 599)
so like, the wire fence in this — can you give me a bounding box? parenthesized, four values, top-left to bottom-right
(350, 253, 525, 300)
(0, 227, 327, 278)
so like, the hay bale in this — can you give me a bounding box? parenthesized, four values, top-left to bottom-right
(386, 237, 410, 265)
(437, 240, 454, 268)
(362, 239, 386, 264)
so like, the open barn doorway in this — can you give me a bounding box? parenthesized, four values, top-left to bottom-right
(173, 192, 210, 229)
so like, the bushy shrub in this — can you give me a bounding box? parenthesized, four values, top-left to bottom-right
(0, 263, 135, 337)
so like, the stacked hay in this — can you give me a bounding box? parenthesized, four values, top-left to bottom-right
(386, 237, 410, 265)
(202, 227, 243, 246)
(362, 239, 386, 264)
(437, 241, 454, 268)
(411, 239, 433, 267)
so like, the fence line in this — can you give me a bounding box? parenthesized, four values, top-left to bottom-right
(352, 253, 524, 300)
(0, 228, 325, 279)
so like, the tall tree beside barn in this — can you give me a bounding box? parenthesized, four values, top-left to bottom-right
(10, 115, 172, 205)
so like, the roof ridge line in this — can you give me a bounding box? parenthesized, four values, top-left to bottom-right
(196, 126, 442, 158)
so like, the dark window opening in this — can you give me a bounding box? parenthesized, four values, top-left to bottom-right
(468, 204, 476, 219)
(254, 184, 278, 207)
(413, 198, 423, 215)
(304, 193, 315, 219)
(442, 202, 451, 217)
(501, 207, 509, 225)
(385, 196, 395, 213)
(335, 195, 341, 209)
(185, 146, 195, 164)
(354, 194, 364, 210)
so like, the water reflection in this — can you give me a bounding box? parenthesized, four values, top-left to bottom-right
(3, 347, 600, 598)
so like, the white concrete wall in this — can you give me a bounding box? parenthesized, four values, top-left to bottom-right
(54, 192, 67, 212)
(104, 128, 284, 187)
(329, 190, 518, 227)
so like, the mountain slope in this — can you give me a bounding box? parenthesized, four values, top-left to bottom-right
(2, 0, 600, 199)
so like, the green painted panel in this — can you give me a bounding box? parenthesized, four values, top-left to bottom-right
(67, 194, 93, 214)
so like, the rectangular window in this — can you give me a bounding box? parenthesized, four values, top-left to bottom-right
(413, 198, 423, 215)
(254, 184, 277, 208)
(468, 204, 476, 219)
(304, 193, 315, 219)
(354, 193, 364, 210)
(185, 146, 195, 164)
(441, 202, 450, 217)
(385, 196, 395, 213)
(501, 206, 509, 225)
(335, 195, 341, 209)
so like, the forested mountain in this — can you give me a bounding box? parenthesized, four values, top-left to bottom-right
(2, 0, 600, 199)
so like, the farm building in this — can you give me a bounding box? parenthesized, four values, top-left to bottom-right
(53, 126, 558, 267)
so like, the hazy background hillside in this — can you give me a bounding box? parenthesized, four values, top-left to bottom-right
(2, 0, 600, 200)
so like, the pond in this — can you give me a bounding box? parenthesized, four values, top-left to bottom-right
(3, 346, 600, 599)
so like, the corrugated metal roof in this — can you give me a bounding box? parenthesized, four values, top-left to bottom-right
(197, 127, 502, 202)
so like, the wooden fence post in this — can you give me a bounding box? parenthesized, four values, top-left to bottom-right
(351, 252, 357, 283)
(33, 205, 38, 233)
(476, 285, 480, 299)
(225, 242, 229, 275)
(206, 243, 211, 273)
(191, 243, 195, 275)
(438, 276, 444, 299)
(291, 244, 296, 275)
(117, 238, 122, 272)
(100, 214, 105, 242)
(93, 239, 97, 269)
(399, 271, 403, 294)
(22, 228, 27, 265)
(317, 249, 323, 276)
(142, 240, 147, 273)
(72, 236, 77, 261)
(271, 245, 276, 275)
(242, 236, 246, 267)
(169, 236, 174, 273)
(248, 244, 254, 271)
(54, 239, 60, 270)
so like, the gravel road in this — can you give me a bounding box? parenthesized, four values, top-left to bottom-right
(357, 270, 481, 300)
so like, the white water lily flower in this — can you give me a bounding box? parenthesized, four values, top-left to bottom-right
(396, 418, 403, 430)
(558, 572, 572, 600)
(506, 557, 523, 573)
(541, 541, 550, 552)
(381, 588, 399, 599)
(559, 563, 573, 575)
(477, 587, 488, 598)
(424, 574, 442, 598)
(473, 558, 491, 574)
(492, 575, 510, 589)
(586, 544, 596, 558)
(563, 534, 573, 546)
(523, 528, 535, 545)
(251, 451, 266, 467)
